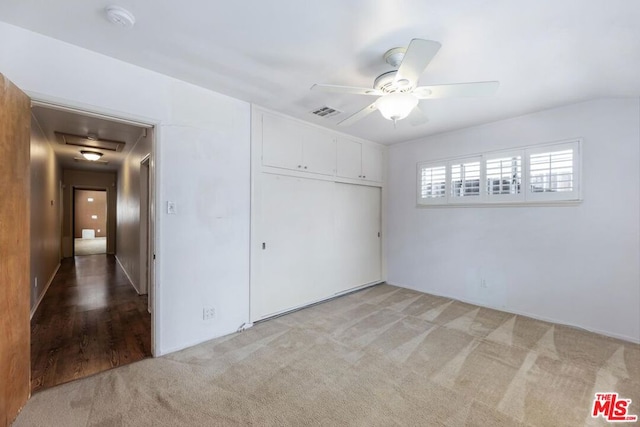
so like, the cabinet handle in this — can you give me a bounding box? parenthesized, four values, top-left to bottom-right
(304, 166, 307, 169)
(363, 175, 366, 179)
(358, 175, 362, 178)
(297, 165, 302, 168)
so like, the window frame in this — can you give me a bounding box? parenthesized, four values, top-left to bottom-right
(416, 139, 582, 207)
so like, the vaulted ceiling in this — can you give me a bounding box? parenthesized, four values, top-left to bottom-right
(2, 0, 639, 144)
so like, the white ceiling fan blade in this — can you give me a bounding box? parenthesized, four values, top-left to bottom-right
(408, 106, 429, 126)
(394, 39, 441, 88)
(311, 84, 382, 96)
(414, 81, 500, 99)
(337, 102, 378, 127)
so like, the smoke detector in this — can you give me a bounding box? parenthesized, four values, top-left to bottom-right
(105, 6, 136, 28)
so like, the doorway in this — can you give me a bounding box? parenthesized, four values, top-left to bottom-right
(28, 102, 156, 392)
(73, 189, 107, 256)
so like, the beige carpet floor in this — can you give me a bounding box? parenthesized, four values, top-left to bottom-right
(14, 284, 639, 426)
(74, 238, 107, 256)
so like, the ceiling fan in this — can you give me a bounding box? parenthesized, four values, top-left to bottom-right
(311, 39, 499, 127)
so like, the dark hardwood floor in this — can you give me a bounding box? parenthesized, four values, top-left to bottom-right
(31, 254, 151, 393)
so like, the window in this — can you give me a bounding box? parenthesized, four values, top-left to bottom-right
(485, 152, 523, 203)
(418, 164, 446, 204)
(451, 159, 481, 199)
(529, 150, 573, 193)
(420, 166, 447, 199)
(416, 139, 581, 206)
(526, 141, 579, 202)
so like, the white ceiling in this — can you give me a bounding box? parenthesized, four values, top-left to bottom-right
(3, 0, 640, 145)
(32, 105, 147, 171)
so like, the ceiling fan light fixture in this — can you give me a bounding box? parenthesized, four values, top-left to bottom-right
(80, 150, 103, 161)
(376, 92, 418, 122)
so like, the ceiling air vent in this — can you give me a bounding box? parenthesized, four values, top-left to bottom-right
(310, 106, 342, 118)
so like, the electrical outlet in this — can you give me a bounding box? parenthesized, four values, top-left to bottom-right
(203, 307, 216, 320)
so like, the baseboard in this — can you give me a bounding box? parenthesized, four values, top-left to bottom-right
(114, 255, 141, 294)
(386, 281, 640, 345)
(30, 262, 61, 319)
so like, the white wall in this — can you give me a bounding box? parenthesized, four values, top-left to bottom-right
(0, 22, 251, 355)
(387, 98, 640, 342)
(116, 132, 152, 293)
(30, 115, 61, 314)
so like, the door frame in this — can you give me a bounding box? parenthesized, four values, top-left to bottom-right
(29, 94, 160, 357)
(139, 154, 154, 313)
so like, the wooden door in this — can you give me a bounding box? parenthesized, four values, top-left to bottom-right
(0, 74, 31, 426)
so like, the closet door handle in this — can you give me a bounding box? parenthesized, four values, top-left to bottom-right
(304, 166, 307, 169)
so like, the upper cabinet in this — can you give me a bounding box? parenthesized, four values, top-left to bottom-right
(262, 114, 336, 176)
(337, 137, 384, 183)
(258, 110, 384, 185)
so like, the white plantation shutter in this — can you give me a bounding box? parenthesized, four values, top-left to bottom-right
(416, 139, 581, 206)
(529, 150, 573, 192)
(417, 163, 447, 204)
(486, 153, 523, 202)
(450, 158, 481, 201)
(526, 141, 580, 202)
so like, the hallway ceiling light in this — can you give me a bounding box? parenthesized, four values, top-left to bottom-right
(80, 150, 103, 161)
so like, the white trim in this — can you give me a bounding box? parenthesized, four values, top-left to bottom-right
(29, 95, 156, 128)
(30, 262, 61, 319)
(115, 255, 140, 294)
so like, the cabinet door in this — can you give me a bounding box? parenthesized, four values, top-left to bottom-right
(303, 127, 336, 176)
(336, 137, 362, 179)
(361, 143, 384, 182)
(262, 114, 303, 170)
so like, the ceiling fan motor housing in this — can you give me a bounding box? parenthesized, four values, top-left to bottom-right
(374, 71, 414, 94)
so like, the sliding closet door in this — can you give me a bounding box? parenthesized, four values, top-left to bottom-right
(333, 183, 381, 293)
(256, 174, 335, 318)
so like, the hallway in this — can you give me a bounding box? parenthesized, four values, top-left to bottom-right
(30, 255, 151, 393)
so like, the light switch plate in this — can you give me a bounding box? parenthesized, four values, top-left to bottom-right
(167, 201, 176, 214)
